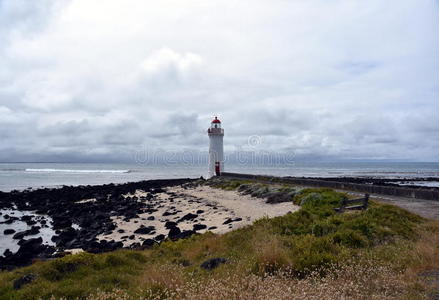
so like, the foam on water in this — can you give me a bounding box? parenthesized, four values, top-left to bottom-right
(25, 168, 130, 173)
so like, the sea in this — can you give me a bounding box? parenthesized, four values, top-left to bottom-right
(1, 161, 439, 192)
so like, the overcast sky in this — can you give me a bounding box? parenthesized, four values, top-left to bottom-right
(0, 0, 438, 162)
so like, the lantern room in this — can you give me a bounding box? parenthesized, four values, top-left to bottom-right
(211, 116, 221, 129)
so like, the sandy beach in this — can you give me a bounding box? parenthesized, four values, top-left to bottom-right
(98, 185, 299, 246)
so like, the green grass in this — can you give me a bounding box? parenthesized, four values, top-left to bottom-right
(0, 184, 436, 300)
(206, 178, 253, 190)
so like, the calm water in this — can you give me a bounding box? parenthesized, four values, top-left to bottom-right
(1, 161, 439, 192)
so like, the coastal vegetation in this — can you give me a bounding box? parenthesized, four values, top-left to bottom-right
(1, 179, 438, 299)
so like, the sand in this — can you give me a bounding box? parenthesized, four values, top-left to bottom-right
(98, 185, 299, 246)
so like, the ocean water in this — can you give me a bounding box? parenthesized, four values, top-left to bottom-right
(1, 161, 439, 192)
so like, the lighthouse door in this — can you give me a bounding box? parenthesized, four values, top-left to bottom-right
(215, 162, 221, 176)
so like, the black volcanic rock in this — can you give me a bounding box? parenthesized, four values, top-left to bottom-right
(193, 224, 207, 231)
(223, 218, 233, 225)
(200, 257, 227, 270)
(165, 221, 177, 229)
(12, 226, 40, 240)
(13, 273, 36, 290)
(168, 226, 181, 239)
(56, 227, 78, 246)
(0, 177, 197, 269)
(142, 239, 156, 248)
(52, 218, 72, 230)
(4, 229, 15, 235)
(19, 237, 43, 252)
(178, 230, 196, 239)
(155, 234, 165, 241)
(178, 213, 198, 222)
(134, 226, 155, 234)
(20, 215, 33, 222)
(162, 210, 176, 216)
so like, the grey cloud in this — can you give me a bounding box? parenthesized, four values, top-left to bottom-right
(0, 0, 438, 162)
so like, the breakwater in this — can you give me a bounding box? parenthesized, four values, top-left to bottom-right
(220, 172, 439, 201)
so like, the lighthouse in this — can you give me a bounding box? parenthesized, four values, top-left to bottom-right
(207, 116, 224, 177)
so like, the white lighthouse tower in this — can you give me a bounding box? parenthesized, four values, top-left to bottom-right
(207, 116, 224, 177)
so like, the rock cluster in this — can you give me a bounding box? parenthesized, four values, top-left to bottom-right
(237, 184, 297, 203)
(0, 178, 196, 270)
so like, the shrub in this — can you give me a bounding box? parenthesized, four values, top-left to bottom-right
(331, 228, 369, 248)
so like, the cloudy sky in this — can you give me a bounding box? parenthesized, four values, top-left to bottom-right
(0, 0, 438, 162)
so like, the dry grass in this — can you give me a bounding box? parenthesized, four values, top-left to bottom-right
(412, 221, 439, 271)
(180, 233, 226, 262)
(136, 265, 186, 299)
(74, 257, 415, 300)
(251, 227, 292, 275)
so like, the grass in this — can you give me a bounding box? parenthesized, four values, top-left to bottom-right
(0, 180, 438, 299)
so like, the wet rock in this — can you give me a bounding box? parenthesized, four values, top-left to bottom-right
(13, 273, 36, 290)
(3, 249, 13, 257)
(52, 218, 72, 229)
(21, 215, 33, 222)
(4, 228, 15, 235)
(0, 177, 197, 269)
(12, 226, 40, 240)
(147, 216, 155, 220)
(200, 257, 227, 270)
(26, 219, 37, 226)
(208, 226, 217, 230)
(196, 209, 204, 214)
(57, 227, 77, 246)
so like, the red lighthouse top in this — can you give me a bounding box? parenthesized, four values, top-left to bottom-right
(212, 116, 221, 124)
